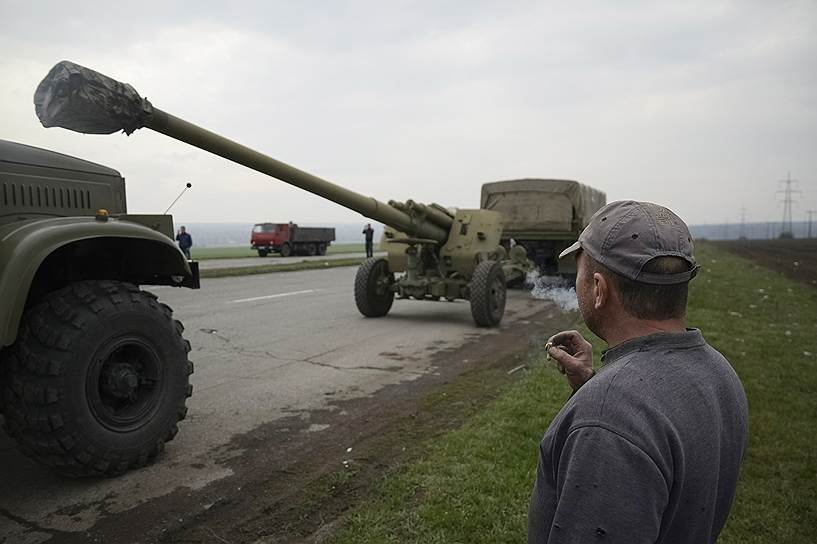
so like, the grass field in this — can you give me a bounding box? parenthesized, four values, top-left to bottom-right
(191, 243, 365, 260)
(325, 242, 817, 543)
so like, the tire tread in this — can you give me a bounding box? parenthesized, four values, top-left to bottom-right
(354, 258, 394, 317)
(0, 280, 193, 477)
(469, 261, 506, 327)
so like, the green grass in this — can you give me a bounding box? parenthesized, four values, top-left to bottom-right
(326, 242, 817, 543)
(191, 243, 365, 260)
(697, 246, 817, 543)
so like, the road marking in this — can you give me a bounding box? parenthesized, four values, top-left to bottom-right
(228, 289, 320, 304)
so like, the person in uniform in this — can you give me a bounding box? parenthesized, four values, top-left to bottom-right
(176, 225, 193, 260)
(362, 223, 374, 258)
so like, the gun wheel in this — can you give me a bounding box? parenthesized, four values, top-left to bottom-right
(469, 260, 506, 327)
(0, 280, 193, 477)
(355, 257, 395, 317)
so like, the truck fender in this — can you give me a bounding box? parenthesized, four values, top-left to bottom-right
(0, 216, 193, 348)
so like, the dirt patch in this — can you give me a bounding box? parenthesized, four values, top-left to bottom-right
(714, 239, 817, 288)
(63, 307, 571, 544)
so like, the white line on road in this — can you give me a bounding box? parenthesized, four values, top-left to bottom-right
(228, 289, 321, 304)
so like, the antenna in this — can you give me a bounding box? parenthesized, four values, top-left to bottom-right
(164, 182, 193, 215)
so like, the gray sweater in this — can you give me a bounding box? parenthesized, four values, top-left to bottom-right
(528, 330, 748, 543)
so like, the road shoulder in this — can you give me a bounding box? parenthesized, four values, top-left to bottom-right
(70, 307, 571, 544)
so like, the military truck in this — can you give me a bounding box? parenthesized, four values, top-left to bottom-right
(481, 179, 606, 276)
(251, 222, 335, 257)
(0, 139, 199, 476)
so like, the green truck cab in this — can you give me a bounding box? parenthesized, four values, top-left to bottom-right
(0, 139, 199, 476)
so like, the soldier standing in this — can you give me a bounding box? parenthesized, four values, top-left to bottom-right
(362, 223, 374, 258)
(176, 225, 193, 259)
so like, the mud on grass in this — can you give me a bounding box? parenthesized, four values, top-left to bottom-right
(715, 238, 817, 288)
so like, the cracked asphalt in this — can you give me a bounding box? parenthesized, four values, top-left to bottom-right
(0, 265, 557, 543)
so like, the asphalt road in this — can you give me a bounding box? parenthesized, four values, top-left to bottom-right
(0, 266, 565, 543)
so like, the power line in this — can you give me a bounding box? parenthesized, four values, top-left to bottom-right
(776, 172, 801, 238)
(738, 206, 748, 239)
(807, 210, 817, 239)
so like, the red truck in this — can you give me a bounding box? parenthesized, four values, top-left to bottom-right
(251, 222, 336, 257)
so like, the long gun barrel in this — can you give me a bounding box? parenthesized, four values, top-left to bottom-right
(34, 61, 448, 242)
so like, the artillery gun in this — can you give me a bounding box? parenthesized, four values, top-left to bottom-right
(34, 61, 531, 326)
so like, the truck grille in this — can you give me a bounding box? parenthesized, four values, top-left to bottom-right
(2, 182, 92, 210)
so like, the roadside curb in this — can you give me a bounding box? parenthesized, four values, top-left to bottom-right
(200, 257, 367, 279)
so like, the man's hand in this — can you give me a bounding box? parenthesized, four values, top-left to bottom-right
(546, 330, 595, 392)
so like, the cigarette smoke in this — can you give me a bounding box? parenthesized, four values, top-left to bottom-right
(526, 272, 579, 312)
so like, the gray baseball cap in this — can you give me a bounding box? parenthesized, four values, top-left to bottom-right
(559, 200, 699, 284)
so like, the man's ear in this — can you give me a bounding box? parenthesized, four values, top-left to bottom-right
(592, 272, 608, 310)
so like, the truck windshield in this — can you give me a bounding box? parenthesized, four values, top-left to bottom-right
(253, 224, 276, 233)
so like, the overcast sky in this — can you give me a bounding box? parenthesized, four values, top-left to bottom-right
(1, 0, 815, 226)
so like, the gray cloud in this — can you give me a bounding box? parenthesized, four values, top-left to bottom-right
(1, 0, 815, 226)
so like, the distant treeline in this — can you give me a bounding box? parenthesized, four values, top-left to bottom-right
(690, 221, 815, 241)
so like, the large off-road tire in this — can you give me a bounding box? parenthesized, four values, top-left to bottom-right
(317, 243, 327, 256)
(257, 248, 269, 258)
(280, 243, 292, 257)
(354, 258, 395, 317)
(469, 261, 507, 327)
(0, 280, 193, 477)
(307, 243, 317, 256)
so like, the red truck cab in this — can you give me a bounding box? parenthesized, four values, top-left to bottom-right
(251, 222, 335, 257)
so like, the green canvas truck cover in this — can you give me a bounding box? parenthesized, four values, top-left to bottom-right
(480, 179, 606, 237)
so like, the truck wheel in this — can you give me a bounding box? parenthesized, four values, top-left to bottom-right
(281, 243, 292, 257)
(469, 261, 506, 327)
(317, 243, 327, 256)
(355, 258, 394, 317)
(257, 248, 269, 258)
(0, 280, 193, 477)
(307, 243, 317, 256)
